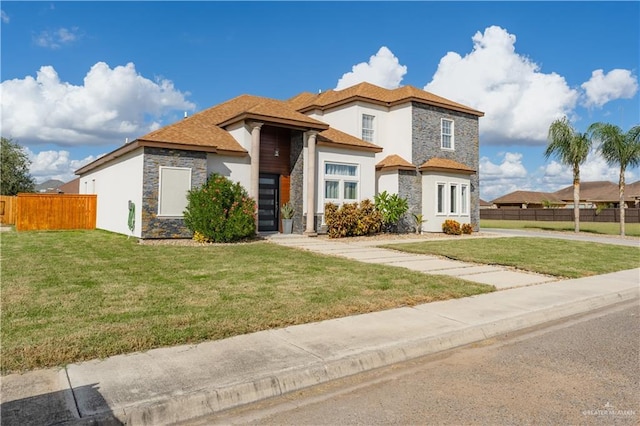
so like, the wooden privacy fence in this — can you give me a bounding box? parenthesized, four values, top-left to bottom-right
(15, 194, 97, 231)
(0, 195, 17, 225)
(480, 208, 640, 223)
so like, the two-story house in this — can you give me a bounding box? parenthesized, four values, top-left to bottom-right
(76, 82, 483, 238)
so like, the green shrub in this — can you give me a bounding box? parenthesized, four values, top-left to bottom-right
(461, 223, 473, 235)
(183, 173, 256, 243)
(442, 219, 462, 235)
(374, 191, 409, 233)
(324, 199, 382, 238)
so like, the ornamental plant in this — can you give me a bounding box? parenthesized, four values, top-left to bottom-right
(374, 191, 409, 233)
(461, 223, 473, 235)
(183, 173, 256, 243)
(442, 219, 462, 235)
(324, 199, 382, 238)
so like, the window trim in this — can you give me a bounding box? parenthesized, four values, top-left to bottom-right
(324, 161, 360, 205)
(461, 184, 469, 215)
(361, 114, 375, 143)
(449, 183, 458, 214)
(436, 182, 446, 215)
(158, 166, 192, 217)
(441, 118, 454, 150)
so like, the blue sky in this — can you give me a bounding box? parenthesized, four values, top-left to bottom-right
(1, 1, 638, 200)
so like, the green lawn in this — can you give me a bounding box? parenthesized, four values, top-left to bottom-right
(0, 230, 492, 373)
(481, 219, 640, 237)
(381, 237, 640, 278)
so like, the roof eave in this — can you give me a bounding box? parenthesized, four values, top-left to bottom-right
(75, 141, 143, 175)
(316, 140, 383, 153)
(419, 166, 476, 175)
(219, 113, 329, 131)
(376, 165, 416, 171)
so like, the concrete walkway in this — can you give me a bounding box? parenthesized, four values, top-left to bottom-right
(1, 233, 638, 426)
(266, 234, 557, 290)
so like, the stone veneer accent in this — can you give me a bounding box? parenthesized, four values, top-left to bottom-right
(398, 169, 422, 233)
(289, 131, 305, 234)
(411, 102, 480, 230)
(141, 147, 207, 239)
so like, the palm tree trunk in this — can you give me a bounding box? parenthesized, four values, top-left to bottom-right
(573, 168, 580, 233)
(619, 167, 626, 236)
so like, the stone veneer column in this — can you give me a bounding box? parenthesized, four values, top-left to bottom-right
(250, 122, 263, 232)
(305, 131, 318, 236)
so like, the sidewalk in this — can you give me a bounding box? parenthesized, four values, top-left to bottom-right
(1, 234, 638, 425)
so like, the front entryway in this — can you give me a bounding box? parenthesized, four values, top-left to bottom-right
(258, 173, 279, 232)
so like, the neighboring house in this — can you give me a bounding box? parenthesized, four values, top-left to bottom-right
(54, 178, 80, 194)
(553, 181, 635, 208)
(76, 82, 483, 238)
(36, 179, 65, 193)
(491, 180, 640, 210)
(479, 198, 495, 209)
(492, 191, 565, 209)
(626, 181, 640, 207)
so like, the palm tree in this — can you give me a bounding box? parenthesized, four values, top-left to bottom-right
(545, 117, 592, 233)
(588, 123, 640, 236)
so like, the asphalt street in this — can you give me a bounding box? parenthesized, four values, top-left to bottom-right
(192, 301, 640, 425)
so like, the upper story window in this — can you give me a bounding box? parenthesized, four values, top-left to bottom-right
(324, 162, 359, 204)
(362, 114, 375, 142)
(441, 118, 454, 150)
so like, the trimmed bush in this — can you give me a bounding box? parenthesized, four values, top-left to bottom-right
(183, 173, 256, 243)
(442, 219, 462, 235)
(324, 199, 382, 238)
(461, 223, 473, 235)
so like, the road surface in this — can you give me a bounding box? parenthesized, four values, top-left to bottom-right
(187, 301, 639, 425)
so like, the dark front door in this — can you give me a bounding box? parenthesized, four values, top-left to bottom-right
(258, 173, 279, 232)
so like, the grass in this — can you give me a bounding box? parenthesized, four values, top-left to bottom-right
(0, 230, 492, 373)
(481, 219, 640, 237)
(381, 237, 640, 278)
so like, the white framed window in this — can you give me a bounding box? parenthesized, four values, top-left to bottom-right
(441, 118, 454, 150)
(324, 162, 359, 204)
(362, 114, 375, 142)
(461, 184, 468, 215)
(436, 183, 446, 214)
(450, 184, 458, 214)
(158, 166, 192, 216)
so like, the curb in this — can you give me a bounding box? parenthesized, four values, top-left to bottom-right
(97, 286, 638, 425)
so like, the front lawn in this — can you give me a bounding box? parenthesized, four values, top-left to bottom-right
(0, 230, 492, 373)
(481, 219, 640, 237)
(381, 237, 640, 278)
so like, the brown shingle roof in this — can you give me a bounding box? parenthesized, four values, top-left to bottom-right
(376, 154, 415, 170)
(419, 158, 475, 174)
(140, 94, 329, 153)
(553, 181, 622, 202)
(626, 181, 640, 198)
(492, 191, 563, 205)
(56, 178, 80, 194)
(317, 128, 383, 152)
(290, 82, 484, 117)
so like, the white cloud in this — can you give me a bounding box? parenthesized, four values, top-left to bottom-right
(33, 27, 82, 49)
(1, 62, 195, 147)
(1, 10, 9, 24)
(581, 69, 638, 108)
(482, 148, 638, 201)
(26, 148, 102, 183)
(541, 148, 634, 189)
(425, 26, 579, 146)
(336, 46, 407, 90)
(479, 152, 531, 200)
